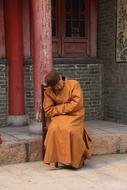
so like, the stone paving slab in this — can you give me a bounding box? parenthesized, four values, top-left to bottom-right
(0, 154, 127, 190)
(0, 120, 127, 165)
(0, 125, 42, 165)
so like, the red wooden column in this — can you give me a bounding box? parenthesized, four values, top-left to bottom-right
(31, 0, 52, 121)
(4, 0, 27, 125)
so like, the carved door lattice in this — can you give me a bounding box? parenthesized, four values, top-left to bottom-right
(52, 0, 89, 57)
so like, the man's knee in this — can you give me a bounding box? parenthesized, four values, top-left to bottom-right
(48, 125, 58, 133)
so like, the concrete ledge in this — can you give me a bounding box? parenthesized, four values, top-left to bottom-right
(92, 134, 127, 155)
(28, 122, 42, 134)
(86, 120, 127, 154)
(8, 115, 28, 126)
(0, 141, 26, 165)
(28, 138, 42, 161)
(0, 120, 127, 165)
(0, 135, 42, 165)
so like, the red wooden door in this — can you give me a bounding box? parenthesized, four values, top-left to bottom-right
(52, 0, 89, 58)
(52, 0, 61, 57)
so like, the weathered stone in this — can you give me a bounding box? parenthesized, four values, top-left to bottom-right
(0, 141, 26, 165)
(92, 134, 127, 155)
(28, 122, 42, 134)
(92, 134, 116, 155)
(118, 135, 127, 153)
(27, 137, 42, 161)
(7, 115, 28, 126)
(0, 121, 127, 165)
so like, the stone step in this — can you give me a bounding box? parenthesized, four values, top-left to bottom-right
(0, 120, 127, 165)
(88, 120, 127, 155)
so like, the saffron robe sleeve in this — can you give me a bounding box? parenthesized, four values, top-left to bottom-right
(44, 81, 84, 118)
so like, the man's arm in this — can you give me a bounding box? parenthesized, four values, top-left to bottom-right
(54, 81, 84, 115)
(44, 90, 58, 118)
(44, 81, 84, 117)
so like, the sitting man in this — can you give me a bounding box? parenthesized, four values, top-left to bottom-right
(43, 70, 92, 169)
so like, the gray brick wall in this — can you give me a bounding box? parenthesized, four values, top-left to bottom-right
(2, 0, 126, 125)
(0, 62, 35, 126)
(24, 64, 34, 120)
(0, 60, 103, 126)
(54, 61, 103, 120)
(0, 64, 7, 127)
(1, 0, 127, 125)
(24, 61, 103, 121)
(98, 0, 127, 124)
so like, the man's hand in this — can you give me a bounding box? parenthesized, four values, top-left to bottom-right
(63, 99, 70, 104)
(36, 111, 42, 122)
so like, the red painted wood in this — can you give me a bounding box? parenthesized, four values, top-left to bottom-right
(52, 0, 97, 58)
(22, 0, 31, 58)
(29, 1, 33, 57)
(31, 0, 52, 121)
(0, 0, 5, 58)
(52, 0, 62, 57)
(4, 0, 25, 115)
(89, 0, 97, 57)
(52, 0, 89, 57)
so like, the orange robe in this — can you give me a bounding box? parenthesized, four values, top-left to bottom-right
(44, 79, 92, 168)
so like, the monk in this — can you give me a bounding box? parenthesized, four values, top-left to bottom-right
(43, 70, 92, 169)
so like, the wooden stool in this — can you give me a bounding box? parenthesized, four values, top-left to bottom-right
(41, 84, 58, 168)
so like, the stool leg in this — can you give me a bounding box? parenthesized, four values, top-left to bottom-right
(55, 162, 58, 168)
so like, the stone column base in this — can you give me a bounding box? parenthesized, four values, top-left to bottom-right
(28, 122, 42, 135)
(8, 115, 28, 126)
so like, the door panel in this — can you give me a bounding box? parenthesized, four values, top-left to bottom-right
(52, 0, 61, 57)
(52, 0, 89, 58)
(63, 40, 88, 57)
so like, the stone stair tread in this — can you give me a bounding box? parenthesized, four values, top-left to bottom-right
(0, 120, 127, 165)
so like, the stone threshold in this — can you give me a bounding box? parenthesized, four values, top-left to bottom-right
(0, 120, 127, 165)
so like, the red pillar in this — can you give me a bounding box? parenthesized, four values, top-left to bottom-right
(31, 0, 52, 121)
(4, 1, 25, 119)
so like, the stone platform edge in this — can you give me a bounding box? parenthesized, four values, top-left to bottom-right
(0, 133, 127, 165)
(0, 137, 42, 165)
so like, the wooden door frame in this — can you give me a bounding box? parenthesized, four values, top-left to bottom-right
(52, 0, 97, 58)
(52, 0, 61, 57)
(89, 0, 97, 57)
